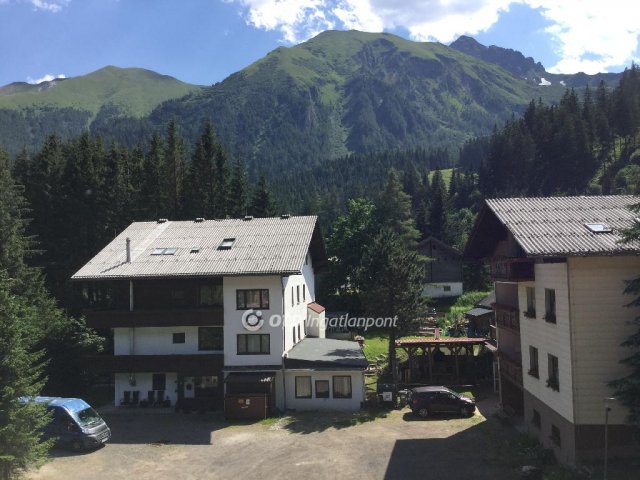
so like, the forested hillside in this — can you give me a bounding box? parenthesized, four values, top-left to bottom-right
(468, 64, 640, 197)
(0, 67, 201, 155)
(0, 31, 617, 172)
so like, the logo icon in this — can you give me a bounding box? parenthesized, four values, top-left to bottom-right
(241, 309, 264, 331)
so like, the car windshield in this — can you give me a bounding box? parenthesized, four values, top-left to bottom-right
(73, 407, 102, 427)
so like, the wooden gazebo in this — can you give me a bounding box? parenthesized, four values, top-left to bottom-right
(396, 337, 489, 384)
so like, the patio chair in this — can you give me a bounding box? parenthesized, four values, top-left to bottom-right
(120, 390, 131, 406)
(131, 390, 140, 406)
(155, 390, 165, 407)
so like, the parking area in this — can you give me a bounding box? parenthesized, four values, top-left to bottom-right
(29, 393, 528, 480)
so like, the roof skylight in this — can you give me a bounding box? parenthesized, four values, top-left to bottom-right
(151, 247, 178, 255)
(218, 238, 236, 250)
(585, 223, 612, 233)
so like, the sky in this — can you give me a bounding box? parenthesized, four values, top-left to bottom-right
(0, 0, 639, 87)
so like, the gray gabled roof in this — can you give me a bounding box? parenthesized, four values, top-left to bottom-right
(284, 338, 368, 370)
(476, 195, 640, 257)
(72, 216, 324, 280)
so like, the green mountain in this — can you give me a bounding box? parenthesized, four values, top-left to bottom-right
(0, 66, 201, 154)
(142, 30, 605, 173)
(450, 35, 621, 88)
(0, 66, 200, 116)
(0, 30, 623, 167)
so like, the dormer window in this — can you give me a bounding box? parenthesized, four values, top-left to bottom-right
(585, 223, 612, 233)
(218, 238, 236, 250)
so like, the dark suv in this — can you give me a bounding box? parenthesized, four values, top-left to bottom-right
(409, 386, 475, 418)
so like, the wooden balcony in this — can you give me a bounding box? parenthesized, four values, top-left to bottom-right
(499, 352, 523, 387)
(495, 304, 520, 332)
(491, 259, 534, 282)
(86, 354, 224, 375)
(85, 307, 224, 329)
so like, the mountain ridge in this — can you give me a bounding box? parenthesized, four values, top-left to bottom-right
(0, 30, 626, 165)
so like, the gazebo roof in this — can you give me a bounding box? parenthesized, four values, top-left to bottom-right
(396, 337, 487, 347)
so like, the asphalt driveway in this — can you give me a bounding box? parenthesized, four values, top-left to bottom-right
(29, 393, 524, 480)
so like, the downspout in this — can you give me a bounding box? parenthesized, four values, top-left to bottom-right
(281, 275, 287, 412)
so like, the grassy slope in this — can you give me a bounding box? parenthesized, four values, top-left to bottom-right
(0, 66, 202, 117)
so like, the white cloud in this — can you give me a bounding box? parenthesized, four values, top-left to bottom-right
(27, 73, 66, 84)
(0, 0, 70, 12)
(228, 0, 640, 73)
(527, 0, 640, 74)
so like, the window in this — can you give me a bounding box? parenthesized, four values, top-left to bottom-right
(190, 247, 200, 254)
(545, 289, 556, 323)
(199, 284, 223, 306)
(333, 376, 352, 398)
(547, 354, 559, 391)
(315, 380, 330, 398)
(296, 285, 300, 304)
(172, 332, 185, 344)
(236, 289, 269, 309)
(298, 324, 301, 341)
(152, 373, 166, 391)
(525, 287, 536, 317)
(303, 285, 306, 302)
(295, 376, 312, 398)
(528, 346, 539, 378)
(218, 238, 236, 250)
(551, 424, 561, 446)
(198, 327, 223, 351)
(237, 334, 270, 354)
(532, 409, 541, 428)
(443, 285, 451, 292)
(585, 223, 612, 233)
(293, 327, 296, 344)
(151, 247, 177, 255)
(291, 287, 294, 307)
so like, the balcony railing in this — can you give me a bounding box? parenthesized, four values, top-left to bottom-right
(86, 354, 224, 375)
(499, 352, 523, 386)
(85, 307, 224, 329)
(495, 304, 520, 332)
(491, 259, 534, 282)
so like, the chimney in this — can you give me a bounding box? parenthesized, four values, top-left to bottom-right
(126, 237, 131, 263)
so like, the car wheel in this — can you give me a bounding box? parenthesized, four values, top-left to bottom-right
(460, 406, 472, 417)
(71, 440, 83, 452)
(417, 407, 429, 418)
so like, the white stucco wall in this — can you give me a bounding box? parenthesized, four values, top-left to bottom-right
(223, 275, 284, 367)
(520, 263, 575, 423)
(424, 282, 463, 298)
(283, 370, 364, 411)
(113, 326, 223, 355)
(114, 372, 178, 406)
(568, 256, 640, 425)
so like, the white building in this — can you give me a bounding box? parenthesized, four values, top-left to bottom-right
(465, 195, 640, 464)
(72, 215, 367, 418)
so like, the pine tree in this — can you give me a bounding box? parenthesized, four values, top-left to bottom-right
(249, 174, 276, 218)
(228, 158, 248, 218)
(163, 120, 186, 218)
(358, 229, 426, 381)
(0, 273, 53, 480)
(212, 142, 230, 218)
(140, 131, 164, 219)
(377, 169, 420, 245)
(428, 169, 449, 240)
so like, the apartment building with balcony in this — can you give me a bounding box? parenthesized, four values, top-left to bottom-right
(72, 215, 367, 418)
(465, 195, 640, 464)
